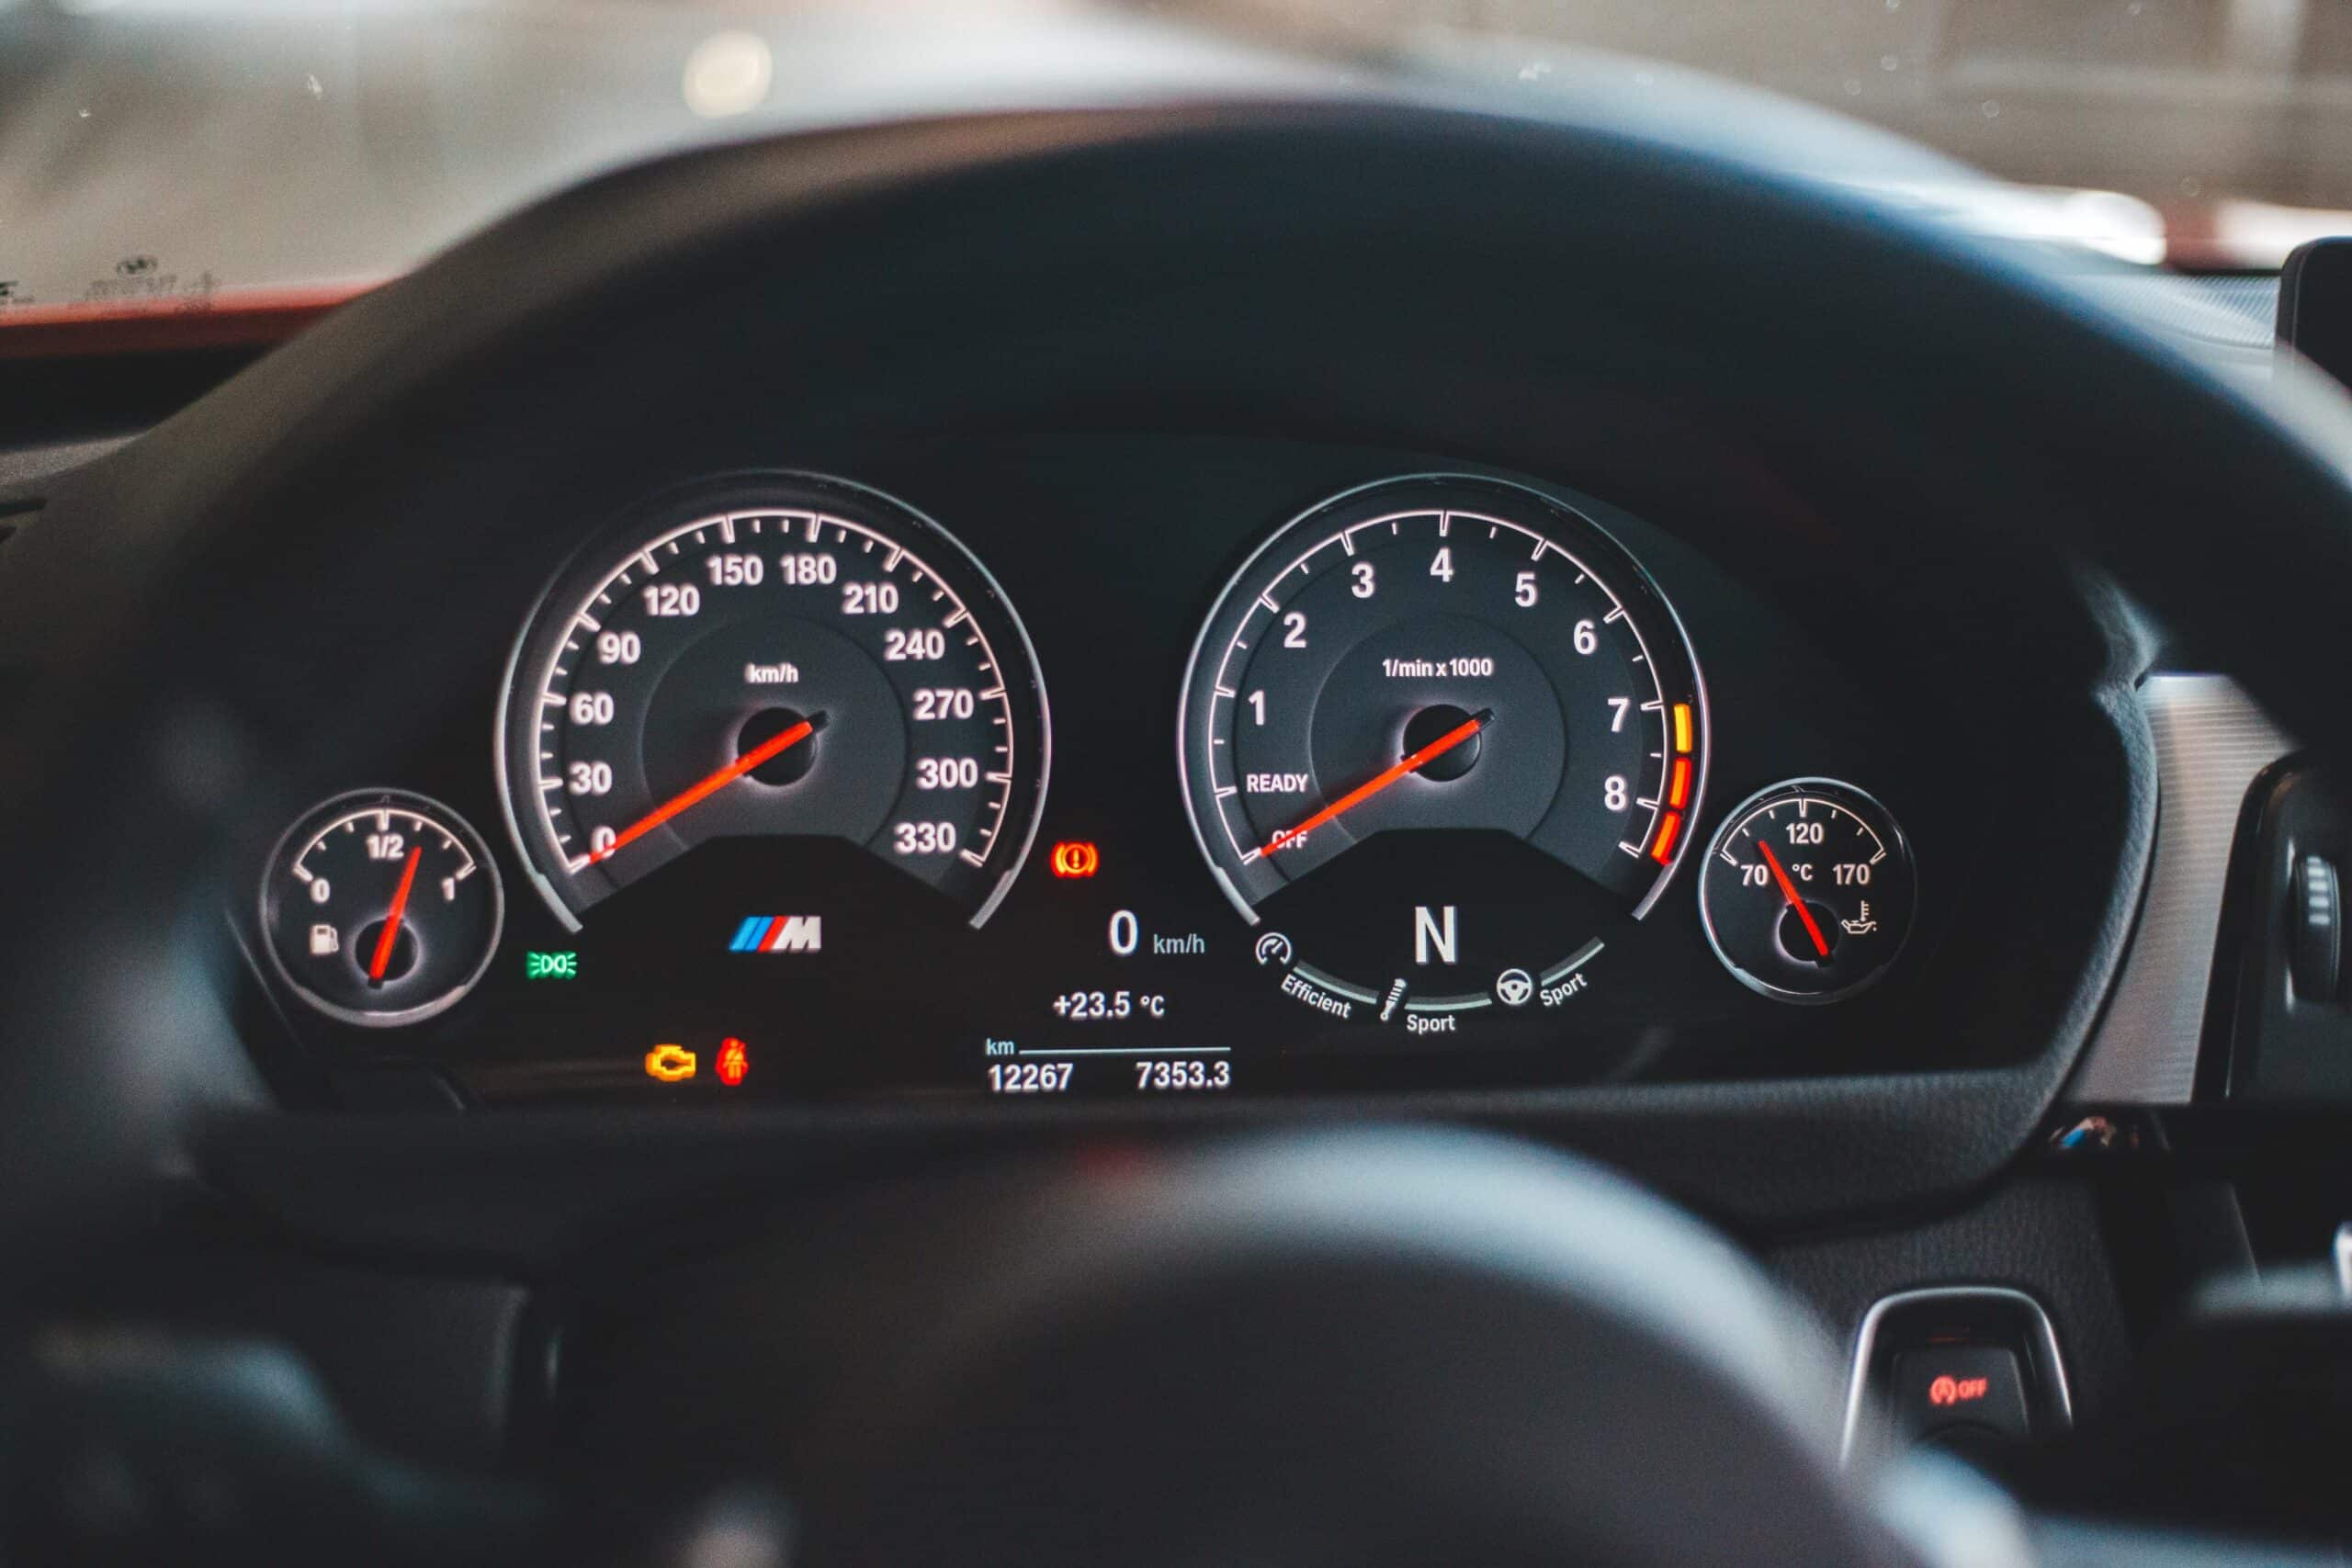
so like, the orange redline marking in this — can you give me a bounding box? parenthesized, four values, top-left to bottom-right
(1671, 703, 1694, 755)
(1668, 756, 1692, 809)
(1650, 808, 1683, 864)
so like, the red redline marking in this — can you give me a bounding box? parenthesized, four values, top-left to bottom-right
(1757, 838, 1831, 958)
(1649, 808, 1683, 865)
(587, 714, 823, 865)
(1259, 708, 1491, 858)
(1667, 756, 1692, 809)
(368, 846, 424, 983)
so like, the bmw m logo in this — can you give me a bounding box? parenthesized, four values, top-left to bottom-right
(729, 916, 822, 953)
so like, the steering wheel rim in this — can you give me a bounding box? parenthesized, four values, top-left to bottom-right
(562, 1126, 1904, 1568)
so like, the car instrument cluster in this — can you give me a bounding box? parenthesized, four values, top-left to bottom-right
(243, 457, 1951, 1106)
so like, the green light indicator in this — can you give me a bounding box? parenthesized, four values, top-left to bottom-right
(525, 951, 579, 981)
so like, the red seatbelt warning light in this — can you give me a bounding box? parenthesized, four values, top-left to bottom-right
(1051, 841, 1100, 878)
(716, 1036, 750, 1087)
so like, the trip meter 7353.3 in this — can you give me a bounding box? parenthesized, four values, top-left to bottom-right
(1176, 475, 1707, 1043)
(498, 472, 1051, 933)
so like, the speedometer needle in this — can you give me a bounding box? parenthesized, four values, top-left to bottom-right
(368, 845, 423, 985)
(1258, 707, 1492, 858)
(586, 712, 828, 866)
(1757, 837, 1831, 959)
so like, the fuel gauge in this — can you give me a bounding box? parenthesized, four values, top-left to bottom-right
(261, 791, 503, 1027)
(1698, 779, 1915, 1004)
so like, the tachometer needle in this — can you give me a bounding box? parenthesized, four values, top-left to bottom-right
(586, 712, 828, 866)
(1756, 837, 1831, 959)
(1258, 707, 1493, 858)
(368, 845, 423, 985)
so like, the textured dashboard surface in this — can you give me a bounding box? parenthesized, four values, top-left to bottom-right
(2070, 675, 2293, 1104)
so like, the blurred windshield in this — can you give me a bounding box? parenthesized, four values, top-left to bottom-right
(4, 0, 2344, 329)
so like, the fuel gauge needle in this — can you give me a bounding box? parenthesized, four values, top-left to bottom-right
(586, 712, 828, 866)
(1757, 837, 1831, 959)
(368, 845, 423, 986)
(1258, 707, 1492, 858)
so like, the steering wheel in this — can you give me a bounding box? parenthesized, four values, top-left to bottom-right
(6, 97, 2351, 1564)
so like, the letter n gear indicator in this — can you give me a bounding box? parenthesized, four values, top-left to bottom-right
(1176, 474, 1707, 1035)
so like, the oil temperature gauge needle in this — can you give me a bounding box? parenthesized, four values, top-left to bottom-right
(1258, 707, 1492, 858)
(368, 845, 423, 985)
(586, 712, 827, 866)
(1756, 837, 1831, 959)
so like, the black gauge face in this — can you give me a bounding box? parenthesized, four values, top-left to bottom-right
(1698, 779, 1917, 1003)
(261, 791, 503, 1026)
(499, 473, 1051, 931)
(1176, 475, 1707, 1037)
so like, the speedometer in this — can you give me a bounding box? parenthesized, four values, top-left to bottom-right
(1176, 475, 1705, 1034)
(497, 473, 1050, 931)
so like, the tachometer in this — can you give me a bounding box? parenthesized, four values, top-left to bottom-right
(1175, 475, 1707, 1034)
(498, 473, 1050, 931)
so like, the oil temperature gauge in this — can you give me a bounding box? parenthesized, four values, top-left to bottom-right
(261, 791, 503, 1026)
(1698, 779, 1915, 1004)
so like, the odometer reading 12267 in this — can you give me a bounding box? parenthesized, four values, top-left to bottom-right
(498, 473, 1050, 931)
(1176, 475, 1708, 1039)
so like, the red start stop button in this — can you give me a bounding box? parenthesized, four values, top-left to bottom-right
(1891, 1347, 2031, 1442)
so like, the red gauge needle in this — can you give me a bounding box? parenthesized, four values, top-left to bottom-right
(1757, 837, 1831, 959)
(1258, 707, 1493, 858)
(368, 845, 423, 985)
(585, 712, 827, 866)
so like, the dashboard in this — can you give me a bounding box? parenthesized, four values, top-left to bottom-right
(225, 430, 2125, 1110)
